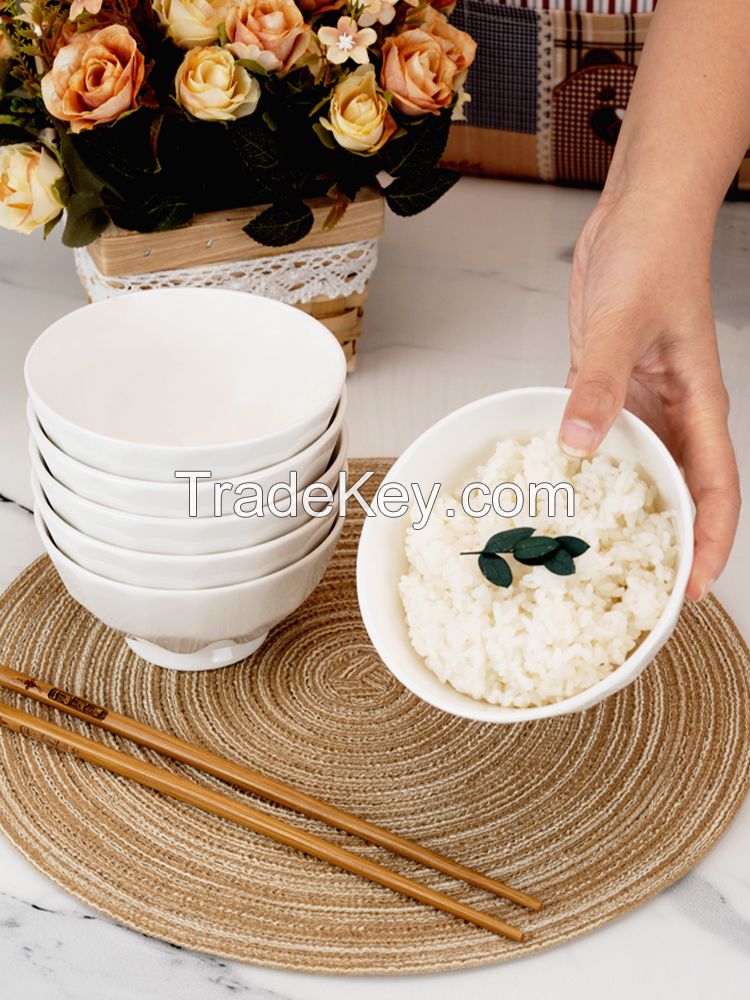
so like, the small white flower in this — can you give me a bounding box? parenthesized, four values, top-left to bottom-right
(317, 16, 376, 66)
(358, 0, 396, 28)
(70, 0, 104, 19)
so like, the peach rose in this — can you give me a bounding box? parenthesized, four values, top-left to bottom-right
(380, 28, 457, 117)
(421, 6, 476, 78)
(225, 0, 309, 74)
(153, 0, 228, 49)
(0, 144, 65, 235)
(175, 45, 260, 120)
(41, 25, 145, 133)
(321, 64, 396, 153)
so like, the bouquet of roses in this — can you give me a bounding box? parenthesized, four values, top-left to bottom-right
(0, 0, 476, 247)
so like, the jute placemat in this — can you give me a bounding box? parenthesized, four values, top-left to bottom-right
(0, 460, 749, 975)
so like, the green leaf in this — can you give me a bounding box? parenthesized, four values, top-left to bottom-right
(478, 553, 513, 589)
(61, 190, 109, 248)
(312, 120, 335, 149)
(385, 168, 459, 218)
(307, 91, 332, 118)
(484, 527, 535, 553)
(231, 119, 282, 173)
(556, 536, 590, 558)
(378, 108, 453, 177)
(243, 199, 314, 247)
(141, 193, 192, 232)
(43, 214, 62, 240)
(544, 549, 576, 576)
(236, 58, 269, 77)
(57, 129, 110, 196)
(513, 536, 560, 566)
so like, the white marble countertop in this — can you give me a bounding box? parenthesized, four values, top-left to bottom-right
(1, 177, 749, 999)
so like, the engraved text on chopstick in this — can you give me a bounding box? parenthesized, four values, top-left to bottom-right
(49, 688, 109, 721)
(19, 725, 82, 757)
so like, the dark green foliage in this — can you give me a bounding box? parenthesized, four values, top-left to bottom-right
(244, 199, 314, 246)
(482, 528, 535, 553)
(556, 536, 591, 557)
(478, 553, 513, 589)
(512, 536, 561, 566)
(463, 529, 590, 588)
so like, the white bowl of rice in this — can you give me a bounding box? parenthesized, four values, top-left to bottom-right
(357, 387, 693, 722)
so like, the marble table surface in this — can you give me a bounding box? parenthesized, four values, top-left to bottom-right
(1, 177, 749, 999)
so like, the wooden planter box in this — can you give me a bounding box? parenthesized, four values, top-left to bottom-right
(79, 189, 385, 372)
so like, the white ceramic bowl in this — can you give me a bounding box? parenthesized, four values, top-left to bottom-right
(31, 426, 348, 554)
(25, 288, 347, 481)
(33, 473, 339, 590)
(28, 389, 347, 518)
(357, 387, 693, 723)
(35, 505, 345, 670)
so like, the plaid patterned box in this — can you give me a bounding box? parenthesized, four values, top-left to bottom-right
(444, 0, 750, 193)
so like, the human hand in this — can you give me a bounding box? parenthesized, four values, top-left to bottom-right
(559, 191, 740, 601)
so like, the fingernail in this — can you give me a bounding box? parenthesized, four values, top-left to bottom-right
(559, 419, 597, 458)
(690, 578, 715, 602)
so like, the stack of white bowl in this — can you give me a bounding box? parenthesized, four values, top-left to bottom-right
(25, 288, 348, 671)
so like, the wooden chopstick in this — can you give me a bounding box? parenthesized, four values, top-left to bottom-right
(0, 698, 524, 941)
(0, 664, 542, 912)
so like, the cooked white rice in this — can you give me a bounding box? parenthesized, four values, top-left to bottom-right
(399, 435, 678, 708)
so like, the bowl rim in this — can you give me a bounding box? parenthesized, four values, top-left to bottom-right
(24, 288, 347, 457)
(29, 425, 349, 528)
(27, 385, 347, 492)
(356, 386, 694, 723)
(32, 471, 339, 567)
(35, 502, 345, 598)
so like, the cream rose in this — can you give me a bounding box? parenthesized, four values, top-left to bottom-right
(380, 28, 458, 117)
(321, 64, 395, 153)
(153, 0, 228, 49)
(175, 45, 260, 120)
(0, 144, 65, 235)
(41, 25, 145, 133)
(225, 0, 309, 74)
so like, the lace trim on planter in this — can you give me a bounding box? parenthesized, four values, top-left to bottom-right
(74, 238, 379, 305)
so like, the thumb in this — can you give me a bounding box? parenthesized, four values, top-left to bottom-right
(559, 336, 636, 457)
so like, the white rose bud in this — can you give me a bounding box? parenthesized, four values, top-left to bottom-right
(321, 65, 395, 154)
(153, 0, 229, 49)
(0, 144, 66, 236)
(175, 46, 260, 121)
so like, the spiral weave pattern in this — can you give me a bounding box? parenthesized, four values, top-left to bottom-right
(0, 460, 748, 975)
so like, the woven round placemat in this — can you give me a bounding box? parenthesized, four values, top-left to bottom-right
(0, 459, 749, 975)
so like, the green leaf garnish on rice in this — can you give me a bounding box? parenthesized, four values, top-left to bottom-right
(462, 529, 589, 588)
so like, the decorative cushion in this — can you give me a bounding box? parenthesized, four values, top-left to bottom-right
(444, 0, 750, 194)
